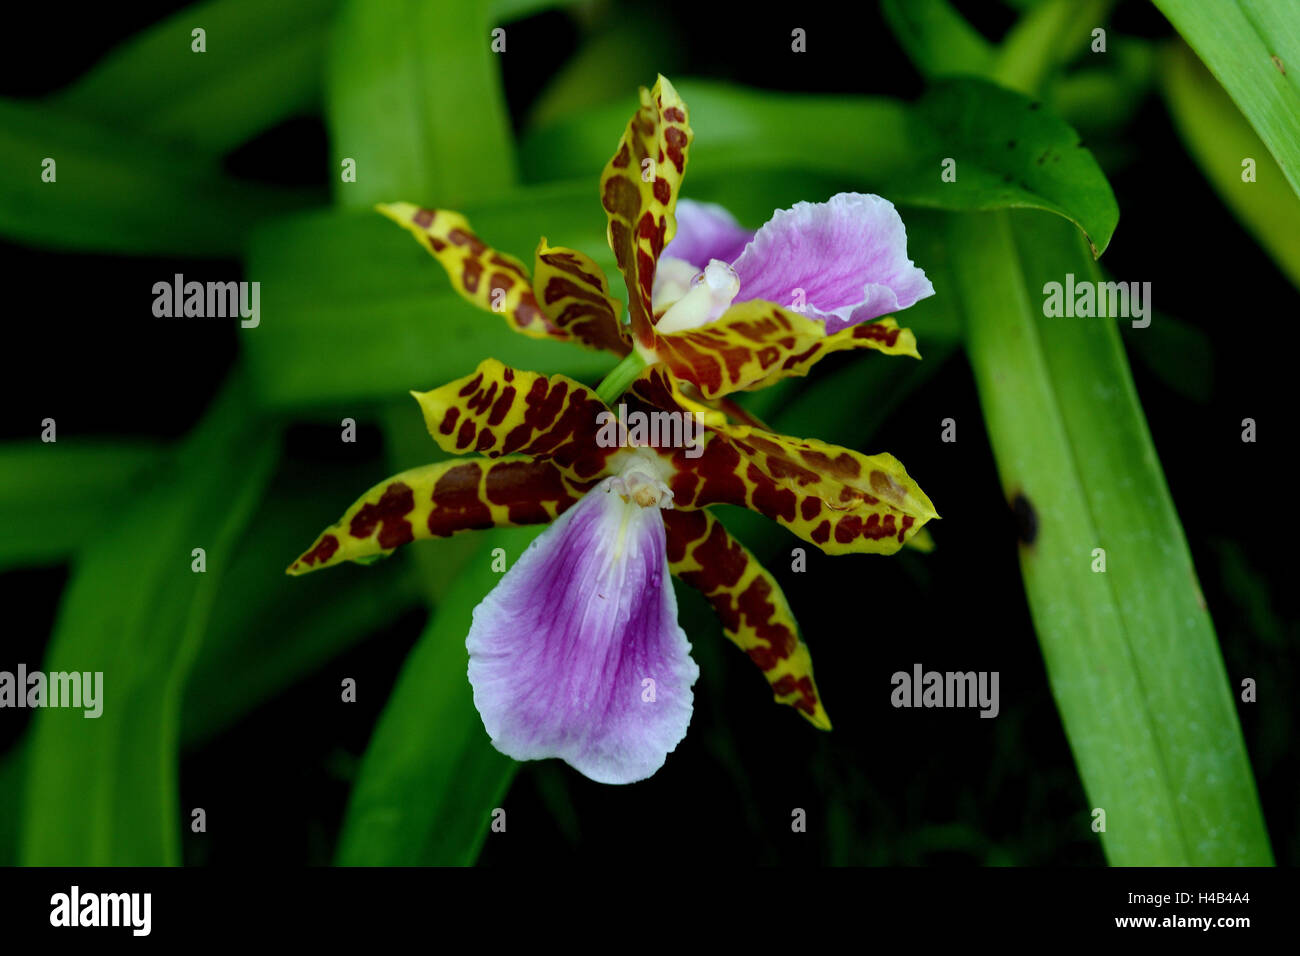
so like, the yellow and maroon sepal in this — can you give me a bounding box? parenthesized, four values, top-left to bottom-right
(640, 300, 919, 400)
(377, 202, 628, 354)
(287, 456, 592, 575)
(663, 508, 830, 729)
(598, 74, 693, 351)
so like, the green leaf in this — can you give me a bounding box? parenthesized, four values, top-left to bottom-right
(881, 0, 995, 80)
(882, 78, 1119, 256)
(0, 440, 163, 570)
(326, 0, 515, 208)
(1161, 40, 1300, 289)
(521, 81, 913, 185)
(20, 372, 278, 865)
(990, 0, 1115, 95)
(0, 97, 320, 255)
(1153, 0, 1300, 200)
(955, 209, 1271, 864)
(334, 525, 535, 865)
(54, 0, 341, 153)
(1048, 39, 1156, 139)
(243, 188, 617, 409)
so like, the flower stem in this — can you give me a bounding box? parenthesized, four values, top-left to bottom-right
(594, 350, 649, 406)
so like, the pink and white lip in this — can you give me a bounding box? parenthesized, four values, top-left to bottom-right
(652, 193, 934, 334)
(466, 468, 697, 785)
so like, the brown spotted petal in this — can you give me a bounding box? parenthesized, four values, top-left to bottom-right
(411, 358, 620, 481)
(662, 508, 830, 729)
(378, 202, 622, 352)
(629, 365, 728, 430)
(647, 299, 919, 401)
(286, 456, 592, 575)
(532, 238, 631, 354)
(600, 74, 692, 351)
(667, 425, 938, 556)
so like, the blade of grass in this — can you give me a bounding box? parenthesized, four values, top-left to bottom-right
(955, 208, 1271, 864)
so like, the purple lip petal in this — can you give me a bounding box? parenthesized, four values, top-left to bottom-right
(466, 476, 698, 784)
(662, 198, 755, 270)
(731, 192, 935, 333)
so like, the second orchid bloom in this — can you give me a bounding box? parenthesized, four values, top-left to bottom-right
(290, 75, 938, 784)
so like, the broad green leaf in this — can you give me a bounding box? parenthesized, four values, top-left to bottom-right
(0, 441, 163, 570)
(956, 209, 1270, 865)
(1153, 0, 1300, 200)
(326, 0, 515, 208)
(0, 97, 320, 255)
(882, 78, 1119, 256)
(243, 187, 618, 409)
(54, 0, 340, 153)
(21, 372, 278, 865)
(881, 0, 995, 80)
(1161, 40, 1300, 289)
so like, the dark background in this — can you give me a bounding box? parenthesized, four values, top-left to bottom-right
(1, 0, 1293, 865)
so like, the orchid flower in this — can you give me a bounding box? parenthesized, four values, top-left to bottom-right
(291, 75, 939, 785)
(378, 74, 933, 409)
(288, 359, 938, 783)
